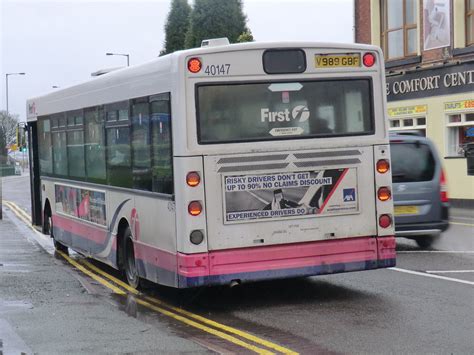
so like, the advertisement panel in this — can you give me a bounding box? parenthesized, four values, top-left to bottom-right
(423, 0, 450, 50)
(55, 184, 106, 226)
(224, 168, 358, 223)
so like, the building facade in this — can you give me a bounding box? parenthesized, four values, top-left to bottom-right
(355, 0, 474, 204)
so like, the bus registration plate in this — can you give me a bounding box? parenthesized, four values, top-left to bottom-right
(315, 54, 361, 68)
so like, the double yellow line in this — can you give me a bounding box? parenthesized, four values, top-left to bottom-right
(4, 200, 298, 355)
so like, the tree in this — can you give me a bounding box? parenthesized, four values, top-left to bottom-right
(160, 0, 192, 55)
(0, 110, 19, 165)
(184, 0, 249, 49)
(237, 29, 254, 43)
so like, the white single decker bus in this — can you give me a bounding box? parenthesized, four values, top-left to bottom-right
(26, 39, 395, 288)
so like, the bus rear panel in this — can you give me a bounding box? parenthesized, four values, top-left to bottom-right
(173, 44, 395, 287)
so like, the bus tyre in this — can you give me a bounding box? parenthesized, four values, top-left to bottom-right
(46, 211, 68, 253)
(415, 236, 435, 248)
(124, 228, 141, 289)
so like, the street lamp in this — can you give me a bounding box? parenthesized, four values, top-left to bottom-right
(5, 72, 26, 114)
(2, 72, 25, 220)
(106, 52, 130, 67)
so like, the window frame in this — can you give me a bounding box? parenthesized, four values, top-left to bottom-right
(467, 0, 474, 46)
(445, 112, 474, 157)
(381, 0, 418, 61)
(389, 116, 427, 135)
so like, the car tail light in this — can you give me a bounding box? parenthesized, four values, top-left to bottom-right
(187, 57, 202, 73)
(379, 214, 392, 228)
(376, 159, 390, 174)
(440, 169, 448, 203)
(188, 201, 202, 216)
(378, 187, 391, 201)
(186, 172, 200, 187)
(363, 53, 376, 67)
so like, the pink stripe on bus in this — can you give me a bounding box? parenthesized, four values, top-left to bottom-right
(134, 240, 178, 273)
(53, 214, 108, 244)
(177, 236, 395, 278)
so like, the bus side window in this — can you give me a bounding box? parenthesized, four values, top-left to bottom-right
(106, 101, 132, 188)
(85, 107, 106, 183)
(51, 113, 68, 176)
(150, 93, 173, 195)
(131, 97, 152, 191)
(38, 117, 53, 175)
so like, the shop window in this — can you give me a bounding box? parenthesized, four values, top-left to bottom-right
(467, 0, 474, 46)
(382, 0, 418, 60)
(446, 113, 474, 157)
(389, 116, 426, 135)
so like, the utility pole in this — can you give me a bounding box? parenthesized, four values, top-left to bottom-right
(2, 72, 26, 219)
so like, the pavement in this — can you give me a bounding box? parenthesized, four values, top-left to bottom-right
(0, 211, 210, 354)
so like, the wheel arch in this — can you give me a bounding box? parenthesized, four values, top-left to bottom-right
(42, 198, 52, 234)
(116, 217, 131, 270)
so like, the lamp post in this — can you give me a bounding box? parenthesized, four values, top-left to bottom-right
(106, 52, 130, 67)
(6, 72, 26, 114)
(2, 72, 25, 220)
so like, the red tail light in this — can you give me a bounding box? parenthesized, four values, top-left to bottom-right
(379, 214, 392, 228)
(187, 57, 202, 73)
(363, 53, 376, 67)
(440, 169, 448, 203)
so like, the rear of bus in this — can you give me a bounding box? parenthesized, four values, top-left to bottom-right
(172, 42, 395, 287)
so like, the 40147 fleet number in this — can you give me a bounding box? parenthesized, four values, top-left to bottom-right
(205, 64, 231, 76)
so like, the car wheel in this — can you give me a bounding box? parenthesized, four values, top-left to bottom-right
(415, 236, 436, 248)
(124, 227, 141, 289)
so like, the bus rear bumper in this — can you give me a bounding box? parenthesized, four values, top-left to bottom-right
(177, 236, 396, 288)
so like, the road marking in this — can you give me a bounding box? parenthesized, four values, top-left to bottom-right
(4, 201, 49, 243)
(80, 259, 297, 355)
(449, 221, 474, 227)
(451, 216, 474, 222)
(397, 251, 474, 254)
(426, 270, 474, 274)
(65, 257, 275, 355)
(57, 251, 126, 295)
(5, 200, 297, 355)
(389, 267, 474, 286)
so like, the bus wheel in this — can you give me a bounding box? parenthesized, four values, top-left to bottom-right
(47, 211, 68, 253)
(124, 228, 140, 289)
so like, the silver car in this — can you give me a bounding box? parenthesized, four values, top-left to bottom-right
(390, 133, 449, 248)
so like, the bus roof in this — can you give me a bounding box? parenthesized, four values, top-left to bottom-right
(26, 41, 382, 121)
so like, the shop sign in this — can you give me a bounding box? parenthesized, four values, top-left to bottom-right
(388, 105, 427, 118)
(444, 100, 474, 112)
(386, 62, 474, 102)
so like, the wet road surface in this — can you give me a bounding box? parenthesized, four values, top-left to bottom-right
(2, 174, 474, 353)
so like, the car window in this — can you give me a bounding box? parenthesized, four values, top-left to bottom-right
(390, 142, 436, 182)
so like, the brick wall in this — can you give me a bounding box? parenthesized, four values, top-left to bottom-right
(354, 0, 371, 44)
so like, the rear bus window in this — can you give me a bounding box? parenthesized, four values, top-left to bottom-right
(390, 142, 436, 182)
(196, 79, 374, 144)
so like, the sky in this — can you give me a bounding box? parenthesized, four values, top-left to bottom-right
(1, 0, 354, 122)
